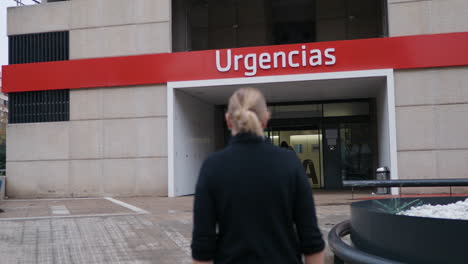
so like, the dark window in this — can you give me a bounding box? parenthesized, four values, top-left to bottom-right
(9, 31, 69, 64)
(172, 0, 386, 52)
(9, 90, 69, 124)
(8, 31, 70, 123)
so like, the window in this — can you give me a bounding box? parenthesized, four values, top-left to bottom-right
(8, 31, 70, 123)
(172, 0, 386, 51)
(9, 31, 69, 64)
(9, 90, 69, 124)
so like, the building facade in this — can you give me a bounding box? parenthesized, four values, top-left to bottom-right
(0, 71, 7, 172)
(3, 0, 468, 198)
(0, 72, 8, 130)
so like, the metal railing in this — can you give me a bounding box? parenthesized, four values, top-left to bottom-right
(343, 178, 468, 199)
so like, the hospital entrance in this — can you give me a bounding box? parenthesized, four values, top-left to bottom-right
(169, 72, 395, 196)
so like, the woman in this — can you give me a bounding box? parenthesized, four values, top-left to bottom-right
(191, 88, 325, 264)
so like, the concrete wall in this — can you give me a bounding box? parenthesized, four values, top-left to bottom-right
(389, 0, 468, 193)
(8, 0, 171, 58)
(7, 85, 169, 198)
(394, 67, 468, 193)
(388, 0, 468, 36)
(7, 0, 171, 198)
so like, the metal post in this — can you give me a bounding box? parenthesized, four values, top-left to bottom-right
(376, 167, 390, 194)
(450, 186, 452, 196)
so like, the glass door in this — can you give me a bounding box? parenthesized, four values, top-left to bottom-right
(340, 123, 375, 181)
(266, 128, 323, 189)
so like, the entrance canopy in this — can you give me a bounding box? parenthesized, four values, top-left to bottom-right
(168, 70, 397, 196)
(178, 75, 384, 104)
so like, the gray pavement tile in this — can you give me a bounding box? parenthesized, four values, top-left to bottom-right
(0, 194, 354, 264)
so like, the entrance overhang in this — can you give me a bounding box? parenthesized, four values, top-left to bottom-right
(168, 69, 398, 197)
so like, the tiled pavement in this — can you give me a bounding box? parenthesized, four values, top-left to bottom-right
(0, 191, 367, 264)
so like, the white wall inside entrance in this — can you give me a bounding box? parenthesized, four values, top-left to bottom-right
(171, 90, 216, 196)
(168, 70, 398, 197)
(377, 83, 391, 175)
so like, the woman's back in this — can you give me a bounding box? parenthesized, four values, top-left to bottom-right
(191, 87, 324, 264)
(191, 133, 324, 264)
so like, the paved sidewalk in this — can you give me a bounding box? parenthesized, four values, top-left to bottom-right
(0, 191, 366, 264)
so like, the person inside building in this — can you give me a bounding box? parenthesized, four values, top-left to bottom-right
(280, 140, 295, 152)
(191, 87, 325, 264)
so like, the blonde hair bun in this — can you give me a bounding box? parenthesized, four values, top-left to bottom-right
(227, 88, 268, 137)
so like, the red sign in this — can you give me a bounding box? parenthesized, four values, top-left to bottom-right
(3, 32, 468, 93)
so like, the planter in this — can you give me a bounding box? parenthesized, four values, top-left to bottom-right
(351, 196, 468, 264)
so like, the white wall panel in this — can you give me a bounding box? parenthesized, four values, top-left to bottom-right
(173, 90, 216, 196)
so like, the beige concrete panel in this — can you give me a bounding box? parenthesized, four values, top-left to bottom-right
(135, 158, 168, 196)
(70, 88, 103, 120)
(69, 120, 102, 159)
(450, 187, 468, 194)
(7, 1, 71, 35)
(395, 67, 468, 106)
(432, 0, 468, 34)
(102, 117, 167, 158)
(102, 85, 167, 119)
(134, 22, 171, 54)
(6, 162, 37, 198)
(388, 1, 432, 37)
(69, 159, 102, 197)
(433, 67, 468, 105)
(102, 158, 167, 196)
(437, 150, 468, 179)
(398, 151, 437, 179)
(396, 106, 436, 151)
(133, 0, 171, 24)
(71, 0, 170, 29)
(7, 123, 69, 161)
(102, 159, 136, 196)
(401, 186, 451, 195)
(394, 69, 435, 106)
(435, 104, 468, 149)
(7, 160, 69, 198)
(397, 151, 445, 194)
(70, 22, 170, 59)
(135, 117, 167, 157)
(70, 26, 133, 60)
(398, 149, 468, 194)
(70, 0, 133, 29)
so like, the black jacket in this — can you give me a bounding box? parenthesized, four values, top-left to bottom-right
(191, 133, 325, 264)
